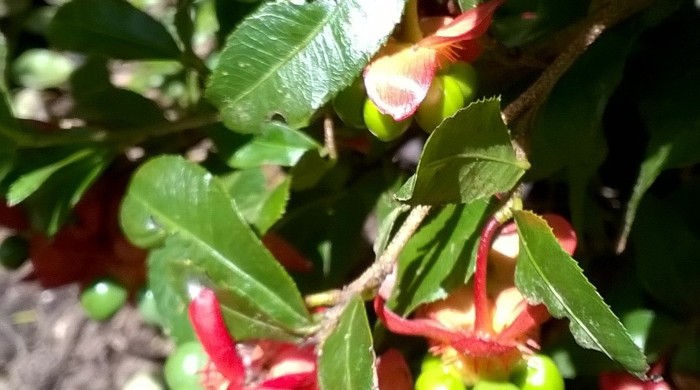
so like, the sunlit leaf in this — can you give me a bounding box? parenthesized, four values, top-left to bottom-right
(396, 98, 528, 204)
(214, 122, 322, 169)
(388, 201, 490, 315)
(121, 156, 312, 341)
(219, 167, 291, 234)
(206, 0, 406, 133)
(514, 210, 647, 376)
(318, 296, 376, 390)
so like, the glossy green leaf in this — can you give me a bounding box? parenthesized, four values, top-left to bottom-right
(206, 0, 406, 133)
(215, 122, 321, 169)
(389, 201, 490, 315)
(513, 210, 647, 376)
(491, 0, 589, 47)
(617, 67, 700, 252)
(219, 167, 290, 234)
(5, 146, 113, 235)
(396, 99, 528, 205)
(47, 0, 181, 60)
(120, 156, 312, 341)
(0, 32, 16, 182)
(633, 191, 700, 317)
(318, 296, 376, 390)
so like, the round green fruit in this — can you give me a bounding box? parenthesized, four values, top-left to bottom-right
(164, 341, 208, 390)
(415, 75, 465, 133)
(0, 235, 29, 270)
(333, 77, 367, 129)
(472, 380, 520, 390)
(415, 368, 466, 390)
(80, 278, 128, 321)
(363, 98, 411, 141)
(443, 62, 478, 103)
(511, 354, 565, 390)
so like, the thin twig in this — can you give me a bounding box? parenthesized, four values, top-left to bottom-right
(323, 113, 338, 160)
(312, 205, 432, 340)
(501, 0, 652, 125)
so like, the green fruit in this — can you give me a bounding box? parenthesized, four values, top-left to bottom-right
(415, 75, 465, 133)
(444, 62, 478, 102)
(473, 380, 520, 390)
(420, 354, 462, 379)
(0, 235, 29, 270)
(511, 354, 565, 390)
(80, 278, 128, 321)
(137, 287, 163, 326)
(164, 341, 208, 390)
(333, 77, 367, 129)
(363, 98, 411, 141)
(415, 368, 466, 390)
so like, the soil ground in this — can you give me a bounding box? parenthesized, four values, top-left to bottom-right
(0, 265, 172, 390)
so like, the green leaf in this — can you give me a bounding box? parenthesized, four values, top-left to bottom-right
(219, 167, 290, 234)
(48, 0, 181, 60)
(0, 32, 16, 182)
(396, 99, 528, 205)
(457, 0, 480, 11)
(513, 210, 647, 376)
(120, 156, 312, 340)
(491, 0, 589, 47)
(205, 0, 406, 133)
(318, 296, 376, 390)
(7, 148, 95, 205)
(69, 58, 165, 128)
(632, 191, 700, 317)
(617, 68, 700, 252)
(214, 122, 322, 169)
(4, 146, 114, 235)
(389, 201, 490, 314)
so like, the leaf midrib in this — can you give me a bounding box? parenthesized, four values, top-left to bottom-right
(517, 228, 608, 355)
(133, 194, 310, 326)
(222, 0, 340, 109)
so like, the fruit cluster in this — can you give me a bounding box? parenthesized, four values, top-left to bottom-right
(333, 62, 478, 141)
(416, 354, 565, 390)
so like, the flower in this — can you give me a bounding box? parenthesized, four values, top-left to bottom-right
(363, 0, 503, 121)
(188, 287, 412, 390)
(375, 214, 577, 385)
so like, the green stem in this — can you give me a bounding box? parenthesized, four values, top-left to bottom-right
(15, 113, 220, 148)
(402, 0, 423, 43)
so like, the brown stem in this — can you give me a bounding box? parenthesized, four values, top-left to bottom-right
(501, 0, 652, 126)
(312, 205, 432, 341)
(323, 113, 338, 160)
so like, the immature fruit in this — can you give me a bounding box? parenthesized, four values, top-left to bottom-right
(333, 77, 367, 129)
(415, 368, 466, 390)
(164, 341, 208, 390)
(472, 380, 520, 390)
(0, 235, 29, 270)
(511, 354, 565, 390)
(416, 355, 465, 390)
(443, 62, 478, 103)
(363, 98, 411, 141)
(80, 278, 128, 321)
(415, 75, 465, 133)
